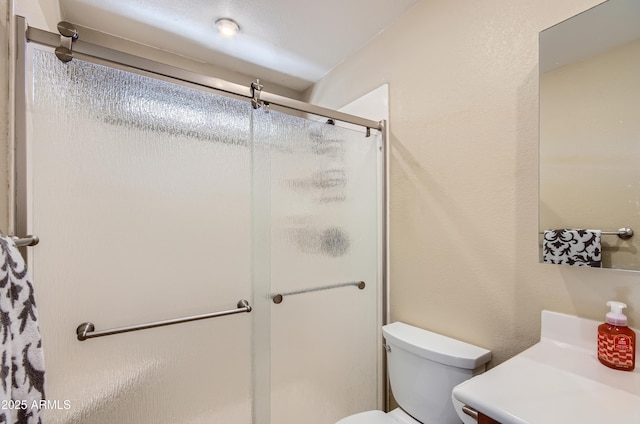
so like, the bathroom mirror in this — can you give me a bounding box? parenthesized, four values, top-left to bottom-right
(539, 0, 640, 271)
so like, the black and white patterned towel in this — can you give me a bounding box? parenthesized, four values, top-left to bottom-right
(543, 229, 602, 267)
(0, 234, 45, 424)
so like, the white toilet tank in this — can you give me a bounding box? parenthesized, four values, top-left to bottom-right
(382, 322, 491, 424)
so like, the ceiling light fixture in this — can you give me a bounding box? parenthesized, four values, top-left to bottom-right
(215, 18, 240, 38)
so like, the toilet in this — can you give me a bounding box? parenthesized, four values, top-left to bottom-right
(337, 321, 491, 424)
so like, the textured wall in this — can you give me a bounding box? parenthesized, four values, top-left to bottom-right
(306, 0, 640, 366)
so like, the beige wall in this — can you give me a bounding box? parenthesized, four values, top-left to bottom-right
(540, 39, 640, 270)
(14, 0, 59, 30)
(307, 0, 640, 366)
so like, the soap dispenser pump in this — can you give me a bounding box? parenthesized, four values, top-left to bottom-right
(597, 301, 636, 371)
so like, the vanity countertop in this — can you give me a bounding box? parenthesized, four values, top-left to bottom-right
(452, 310, 640, 424)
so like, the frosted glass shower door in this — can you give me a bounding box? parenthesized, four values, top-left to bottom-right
(252, 111, 382, 424)
(25, 48, 253, 424)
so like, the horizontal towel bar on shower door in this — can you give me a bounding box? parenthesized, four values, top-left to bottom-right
(271, 281, 365, 304)
(10, 235, 40, 247)
(76, 299, 252, 341)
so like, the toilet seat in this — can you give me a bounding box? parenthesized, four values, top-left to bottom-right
(336, 411, 394, 424)
(335, 408, 419, 424)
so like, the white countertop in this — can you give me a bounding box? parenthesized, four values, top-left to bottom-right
(452, 310, 640, 424)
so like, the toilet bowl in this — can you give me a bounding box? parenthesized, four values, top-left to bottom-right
(336, 322, 491, 424)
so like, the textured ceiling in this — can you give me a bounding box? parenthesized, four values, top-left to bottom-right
(58, 0, 418, 91)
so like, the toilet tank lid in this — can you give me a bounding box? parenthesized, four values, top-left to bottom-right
(382, 322, 492, 369)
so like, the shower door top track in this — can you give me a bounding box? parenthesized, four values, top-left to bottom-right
(18, 17, 383, 133)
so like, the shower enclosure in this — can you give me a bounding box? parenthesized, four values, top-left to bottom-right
(11, 18, 386, 424)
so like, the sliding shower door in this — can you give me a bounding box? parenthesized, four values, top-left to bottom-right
(26, 47, 254, 424)
(252, 111, 382, 424)
(20, 43, 382, 424)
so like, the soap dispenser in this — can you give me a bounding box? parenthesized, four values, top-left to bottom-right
(597, 301, 636, 371)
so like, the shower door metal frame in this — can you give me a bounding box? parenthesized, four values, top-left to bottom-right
(12, 14, 390, 413)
